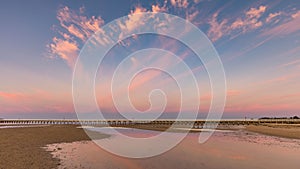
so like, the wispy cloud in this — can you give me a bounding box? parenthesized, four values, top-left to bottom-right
(186, 10, 199, 23)
(231, 5, 266, 31)
(225, 102, 298, 114)
(207, 12, 229, 42)
(56, 6, 104, 41)
(170, 0, 189, 8)
(279, 59, 300, 68)
(123, 6, 148, 33)
(246, 6, 266, 18)
(0, 90, 73, 113)
(252, 73, 299, 86)
(206, 4, 300, 44)
(292, 10, 300, 19)
(0, 91, 24, 101)
(262, 10, 300, 36)
(207, 5, 267, 42)
(47, 37, 79, 68)
(152, 0, 168, 13)
(227, 90, 241, 97)
(280, 93, 300, 100)
(47, 2, 205, 68)
(266, 12, 282, 23)
(47, 6, 104, 68)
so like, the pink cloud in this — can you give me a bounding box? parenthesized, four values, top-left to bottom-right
(279, 59, 300, 68)
(200, 93, 212, 101)
(65, 24, 86, 41)
(253, 74, 297, 86)
(56, 6, 104, 41)
(0, 91, 24, 101)
(0, 90, 73, 113)
(266, 12, 281, 23)
(117, 3, 170, 37)
(124, 6, 148, 32)
(292, 11, 300, 19)
(152, 5, 166, 13)
(116, 6, 150, 41)
(280, 93, 300, 100)
(128, 70, 163, 91)
(48, 37, 79, 68)
(170, 0, 189, 8)
(130, 6, 147, 14)
(152, 1, 168, 13)
(186, 10, 199, 23)
(262, 10, 300, 36)
(246, 6, 266, 18)
(230, 5, 266, 31)
(225, 102, 299, 114)
(207, 12, 229, 42)
(207, 6, 267, 42)
(227, 90, 241, 97)
(47, 6, 104, 68)
(193, 0, 201, 3)
(48, 3, 197, 68)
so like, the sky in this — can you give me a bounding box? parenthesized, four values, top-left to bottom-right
(0, 0, 300, 119)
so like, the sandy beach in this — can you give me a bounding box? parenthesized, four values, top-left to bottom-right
(246, 124, 300, 139)
(0, 125, 109, 169)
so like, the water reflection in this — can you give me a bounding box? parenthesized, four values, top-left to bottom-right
(51, 126, 300, 169)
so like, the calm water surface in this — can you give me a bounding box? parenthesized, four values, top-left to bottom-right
(48, 127, 300, 169)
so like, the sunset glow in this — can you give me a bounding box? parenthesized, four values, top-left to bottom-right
(0, 0, 300, 118)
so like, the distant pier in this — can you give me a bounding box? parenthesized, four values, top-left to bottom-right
(1, 119, 299, 128)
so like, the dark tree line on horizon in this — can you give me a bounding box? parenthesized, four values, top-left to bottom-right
(259, 116, 299, 120)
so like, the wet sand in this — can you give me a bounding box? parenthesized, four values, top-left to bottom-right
(246, 124, 300, 139)
(0, 125, 109, 169)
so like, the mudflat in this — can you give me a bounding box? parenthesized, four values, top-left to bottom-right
(0, 125, 109, 169)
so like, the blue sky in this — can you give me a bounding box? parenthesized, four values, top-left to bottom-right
(0, 0, 300, 119)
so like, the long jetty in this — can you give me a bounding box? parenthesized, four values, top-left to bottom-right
(1, 119, 299, 128)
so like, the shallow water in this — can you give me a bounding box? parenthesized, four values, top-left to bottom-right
(46, 127, 300, 169)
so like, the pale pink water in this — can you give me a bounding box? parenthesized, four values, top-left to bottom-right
(46, 127, 300, 169)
